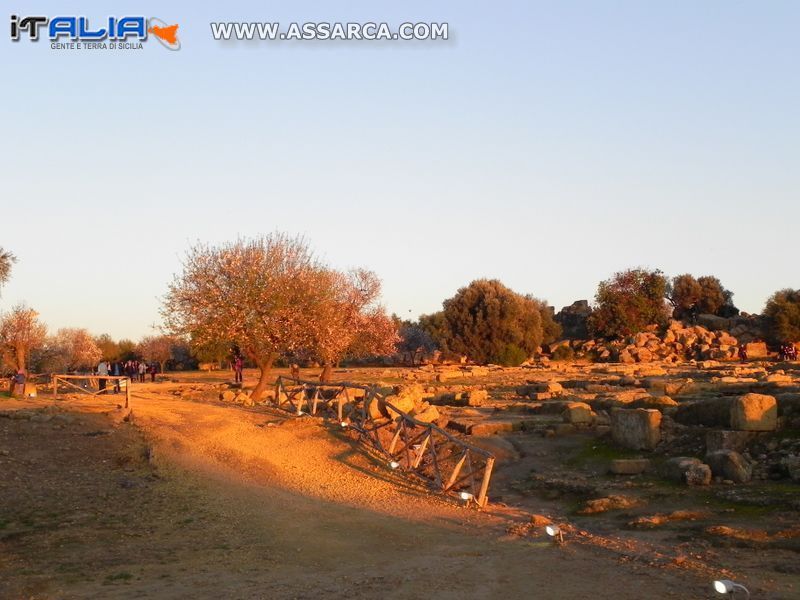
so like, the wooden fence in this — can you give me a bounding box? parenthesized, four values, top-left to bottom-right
(52, 374, 131, 408)
(273, 376, 495, 507)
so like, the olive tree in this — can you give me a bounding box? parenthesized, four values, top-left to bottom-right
(433, 279, 544, 366)
(764, 289, 800, 343)
(668, 274, 737, 319)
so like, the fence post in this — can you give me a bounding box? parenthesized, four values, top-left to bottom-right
(52, 375, 57, 399)
(125, 377, 130, 409)
(477, 457, 495, 508)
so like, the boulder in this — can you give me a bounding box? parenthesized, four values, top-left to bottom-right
(468, 421, 515, 436)
(661, 457, 712, 486)
(468, 435, 519, 463)
(611, 408, 662, 450)
(411, 403, 440, 424)
(731, 393, 777, 431)
(629, 395, 678, 411)
(674, 394, 776, 431)
(744, 342, 768, 359)
(466, 389, 488, 406)
(610, 458, 651, 475)
(220, 390, 236, 402)
(578, 495, 640, 514)
(235, 393, 254, 407)
(561, 402, 594, 424)
(383, 384, 424, 418)
(782, 456, 800, 483)
(705, 450, 752, 483)
(705, 430, 756, 454)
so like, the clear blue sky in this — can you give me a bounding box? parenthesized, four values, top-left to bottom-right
(2, 1, 798, 340)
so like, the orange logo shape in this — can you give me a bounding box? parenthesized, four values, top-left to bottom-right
(148, 18, 180, 50)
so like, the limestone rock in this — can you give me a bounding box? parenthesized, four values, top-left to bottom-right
(579, 495, 640, 514)
(611, 408, 662, 450)
(561, 402, 594, 424)
(662, 457, 712, 486)
(731, 393, 777, 431)
(705, 450, 752, 483)
(705, 430, 756, 454)
(466, 389, 488, 406)
(610, 458, 651, 475)
(469, 435, 519, 463)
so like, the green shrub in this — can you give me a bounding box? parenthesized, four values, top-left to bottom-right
(552, 345, 575, 361)
(494, 343, 528, 366)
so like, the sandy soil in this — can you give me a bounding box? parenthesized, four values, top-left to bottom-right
(0, 373, 794, 599)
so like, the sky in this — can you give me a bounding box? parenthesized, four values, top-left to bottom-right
(1, 1, 798, 340)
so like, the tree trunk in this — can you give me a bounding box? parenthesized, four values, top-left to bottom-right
(250, 355, 275, 401)
(15, 346, 26, 375)
(319, 362, 333, 383)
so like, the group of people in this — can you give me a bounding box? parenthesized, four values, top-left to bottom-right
(96, 359, 157, 391)
(779, 343, 798, 361)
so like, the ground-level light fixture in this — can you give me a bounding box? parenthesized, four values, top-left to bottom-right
(545, 525, 564, 544)
(389, 461, 400, 470)
(340, 421, 348, 428)
(459, 491, 474, 503)
(713, 580, 750, 598)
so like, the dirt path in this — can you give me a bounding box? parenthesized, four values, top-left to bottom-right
(2, 390, 720, 598)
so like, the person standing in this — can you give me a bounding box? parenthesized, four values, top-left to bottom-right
(112, 361, 121, 393)
(233, 355, 243, 384)
(738, 344, 748, 363)
(138, 360, 147, 383)
(97, 360, 108, 392)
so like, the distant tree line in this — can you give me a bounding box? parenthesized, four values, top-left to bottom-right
(4, 241, 800, 372)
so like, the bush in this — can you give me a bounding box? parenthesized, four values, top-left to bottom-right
(551, 345, 575, 362)
(668, 274, 737, 319)
(764, 289, 800, 342)
(588, 268, 669, 338)
(431, 279, 543, 364)
(495, 343, 529, 367)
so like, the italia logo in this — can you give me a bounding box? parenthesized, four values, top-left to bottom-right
(10, 15, 180, 50)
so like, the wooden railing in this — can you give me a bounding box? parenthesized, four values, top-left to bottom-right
(52, 374, 131, 408)
(273, 376, 495, 507)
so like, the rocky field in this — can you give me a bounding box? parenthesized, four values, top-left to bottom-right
(1, 357, 799, 598)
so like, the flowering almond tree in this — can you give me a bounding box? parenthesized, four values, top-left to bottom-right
(307, 269, 398, 382)
(163, 235, 325, 401)
(0, 305, 47, 374)
(137, 335, 176, 374)
(49, 328, 102, 372)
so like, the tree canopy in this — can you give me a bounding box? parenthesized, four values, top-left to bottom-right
(764, 289, 800, 343)
(0, 305, 47, 374)
(163, 234, 396, 399)
(667, 274, 737, 319)
(588, 268, 669, 338)
(426, 279, 544, 366)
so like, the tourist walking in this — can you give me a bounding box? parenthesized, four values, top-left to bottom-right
(138, 361, 147, 383)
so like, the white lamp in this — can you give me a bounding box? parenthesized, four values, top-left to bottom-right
(713, 580, 750, 598)
(545, 525, 564, 544)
